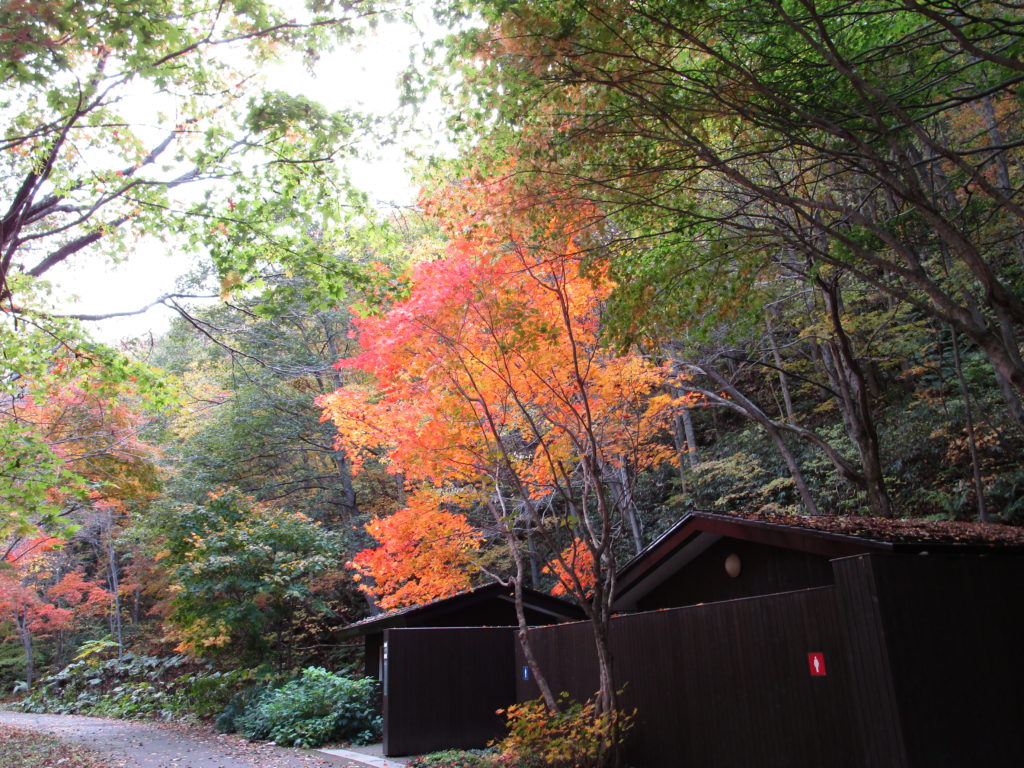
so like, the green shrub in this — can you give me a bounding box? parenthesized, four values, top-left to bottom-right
(233, 687, 275, 741)
(88, 682, 171, 719)
(169, 670, 252, 718)
(215, 684, 270, 734)
(407, 749, 499, 768)
(236, 667, 381, 748)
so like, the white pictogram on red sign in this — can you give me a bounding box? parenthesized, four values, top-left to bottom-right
(808, 652, 827, 676)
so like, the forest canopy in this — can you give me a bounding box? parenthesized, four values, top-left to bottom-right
(1, 0, 1022, 728)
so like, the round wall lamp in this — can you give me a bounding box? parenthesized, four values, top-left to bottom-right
(724, 553, 742, 578)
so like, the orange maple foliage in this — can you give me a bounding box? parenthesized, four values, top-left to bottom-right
(47, 569, 114, 621)
(348, 488, 483, 610)
(320, 180, 677, 489)
(0, 534, 113, 684)
(0, 574, 72, 635)
(0, 537, 73, 636)
(319, 174, 682, 610)
(543, 538, 596, 597)
(0, 537, 113, 632)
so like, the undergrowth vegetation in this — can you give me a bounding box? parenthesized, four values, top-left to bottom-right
(407, 695, 634, 768)
(409, 749, 499, 768)
(496, 696, 634, 768)
(15, 653, 236, 720)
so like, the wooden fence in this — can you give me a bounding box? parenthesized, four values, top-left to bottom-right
(835, 553, 1024, 767)
(514, 553, 1022, 767)
(517, 586, 859, 767)
(379, 553, 1022, 765)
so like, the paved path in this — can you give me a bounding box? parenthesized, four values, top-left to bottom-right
(320, 745, 409, 768)
(0, 711, 378, 768)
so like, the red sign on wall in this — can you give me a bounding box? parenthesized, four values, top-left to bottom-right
(807, 652, 827, 676)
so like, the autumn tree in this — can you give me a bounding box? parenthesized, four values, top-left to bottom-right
(0, 360, 159, 672)
(148, 488, 346, 665)
(0, 0, 389, 538)
(0, 536, 111, 686)
(425, 0, 1024, 519)
(150, 284, 376, 522)
(1, 327, 167, 539)
(320, 175, 679, 726)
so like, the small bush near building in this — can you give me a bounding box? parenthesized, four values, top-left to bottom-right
(408, 696, 635, 768)
(214, 684, 271, 735)
(495, 695, 634, 768)
(231, 667, 381, 748)
(407, 749, 498, 768)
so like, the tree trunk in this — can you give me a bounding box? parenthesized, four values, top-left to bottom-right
(53, 630, 66, 670)
(107, 537, 123, 659)
(607, 462, 643, 555)
(670, 407, 689, 494)
(525, 524, 542, 588)
(588, 545, 623, 768)
(818, 280, 893, 517)
(765, 310, 797, 423)
(764, 425, 821, 515)
(950, 326, 989, 523)
(488, 496, 559, 712)
(17, 612, 33, 687)
(334, 449, 358, 515)
(679, 402, 699, 468)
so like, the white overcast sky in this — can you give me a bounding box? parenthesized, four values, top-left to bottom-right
(48, 10, 433, 344)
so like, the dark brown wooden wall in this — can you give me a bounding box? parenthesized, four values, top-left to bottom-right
(362, 601, 571, 682)
(831, 555, 909, 767)
(383, 627, 516, 756)
(635, 538, 836, 611)
(867, 553, 1024, 768)
(373, 551, 1022, 764)
(518, 587, 860, 768)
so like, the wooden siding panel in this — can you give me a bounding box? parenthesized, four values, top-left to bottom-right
(518, 588, 859, 768)
(384, 627, 515, 756)
(868, 554, 1024, 768)
(635, 538, 837, 611)
(832, 555, 908, 767)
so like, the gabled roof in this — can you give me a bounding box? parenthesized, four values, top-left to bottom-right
(613, 510, 1024, 610)
(338, 582, 584, 639)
